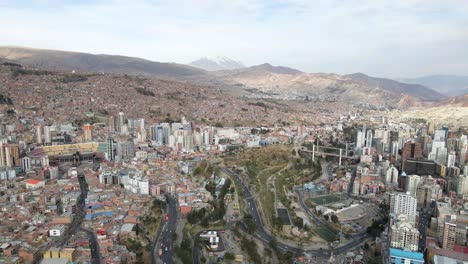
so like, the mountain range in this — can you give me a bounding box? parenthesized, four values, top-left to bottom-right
(401, 75, 468, 96)
(0, 46, 461, 109)
(0, 46, 205, 78)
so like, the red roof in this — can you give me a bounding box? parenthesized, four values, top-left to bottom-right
(25, 179, 41, 185)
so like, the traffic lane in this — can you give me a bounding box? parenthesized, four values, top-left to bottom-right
(223, 167, 370, 256)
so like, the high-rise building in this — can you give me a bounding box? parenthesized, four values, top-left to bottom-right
(390, 215, 419, 251)
(427, 122, 434, 135)
(356, 131, 364, 149)
(457, 174, 468, 198)
(116, 138, 135, 161)
(447, 151, 456, 168)
(386, 166, 399, 186)
(108, 116, 115, 132)
(366, 129, 373, 148)
(83, 124, 93, 142)
(442, 215, 457, 249)
(436, 147, 448, 165)
(459, 148, 466, 167)
(417, 179, 442, 208)
(390, 192, 418, 224)
(106, 138, 115, 161)
(36, 125, 43, 144)
(0, 143, 20, 167)
(402, 141, 423, 171)
(406, 175, 421, 198)
(44, 126, 52, 144)
(117, 112, 125, 134)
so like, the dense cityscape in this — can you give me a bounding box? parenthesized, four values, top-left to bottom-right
(1, 1, 468, 264)
(0, 105, 467, 263)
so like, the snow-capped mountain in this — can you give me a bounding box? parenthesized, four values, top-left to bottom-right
(189, 56, 245, 71)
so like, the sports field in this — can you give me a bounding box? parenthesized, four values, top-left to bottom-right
(313, 225, 337, 241)
(309, 194, 342, 205)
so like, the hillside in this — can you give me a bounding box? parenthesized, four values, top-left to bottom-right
(216, 65, 437, 108)
(401, 75, 468, 96)
(345, 73, 444, 101)
(0, 46, 206, 78)
(0, 61, 358, 126)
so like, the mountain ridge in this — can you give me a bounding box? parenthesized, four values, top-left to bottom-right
(0, 46, 206, 78)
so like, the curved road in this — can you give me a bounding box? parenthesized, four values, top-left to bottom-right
(151, 195, 178, 264)
(222, 167, 370, 257)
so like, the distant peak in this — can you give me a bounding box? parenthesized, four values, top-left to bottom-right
(190, 56, 245, 71)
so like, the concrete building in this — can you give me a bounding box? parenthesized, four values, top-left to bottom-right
(406, 175, 420, 198)
(83, 124, 93, 142)
(386, 166, 399, 186)
(390, 192, 418, 224)
(390, 215, 419, 251)
(457, 175, 468, 198)
(388, 248, 424, 264)
(442, 215, 457, 249)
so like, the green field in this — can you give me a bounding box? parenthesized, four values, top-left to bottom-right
(313, 225, 337, 241)
(309, 195, 342, 205)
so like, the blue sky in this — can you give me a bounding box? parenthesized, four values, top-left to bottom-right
(1, 0, 467, 78)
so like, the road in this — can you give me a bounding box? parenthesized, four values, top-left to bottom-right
(33, 172, 98, 264)
(222, 167, 370, 258)
(152, 195, 178, 264)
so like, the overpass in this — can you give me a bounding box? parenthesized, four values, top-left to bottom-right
(299, 142, 355, 166)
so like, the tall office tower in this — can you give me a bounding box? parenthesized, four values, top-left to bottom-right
(150, 125, 157, 141)
(406, 175, 421, 198)
(427, 122, 434, 135)
(36, 125, 43, 144)
(434, 129, 446, 142)
(108, 116, 115, 132)
(442, 215, 457, 249)
(401, 141, 423, 170)
(116, 138, 135, 161)
(0, 143, 20, 167)
(117, 112, 125, 134)
(386, 165, 399, 186)
(83, 124, 93, 142)
(106, 138, 115, 161)
(447, 151, 456, 168)
(390, 130, 399, 142)
(137, 118, 145, 133)
(160, 123, 170, 145)
(156, 125, 164, 145)
(459, 148, 466, 167)
(457, 174, 468, 198)
(365, 129, 373, 148)
(390, 215, 420, 251)
(127, 118, 136, 134)
(356, 131, 364, 149)
(417, 181, 442, 209)
(44, 126, 52, 144)
(390, 192, 418, 224)
(436, 147, 448, 165)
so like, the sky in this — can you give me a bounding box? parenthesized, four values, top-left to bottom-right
(1, 0, 468, 78)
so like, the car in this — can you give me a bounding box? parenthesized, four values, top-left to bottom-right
(165, 246, 168, 251)
(158, 249, 163, 256)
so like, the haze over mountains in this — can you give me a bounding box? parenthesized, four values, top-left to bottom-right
(0, 46, 462, 110)
(401, 75, 468, 96)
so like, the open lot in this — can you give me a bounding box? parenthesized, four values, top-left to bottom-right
(313, 225, 337, 242)
(309, 194, 343, 205)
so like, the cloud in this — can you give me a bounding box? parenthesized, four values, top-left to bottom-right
(0, 0, 467, 77)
